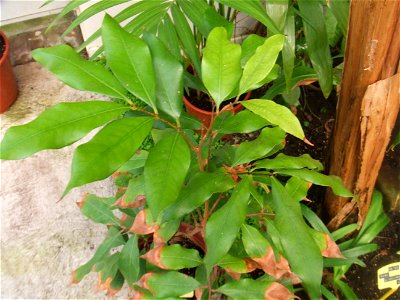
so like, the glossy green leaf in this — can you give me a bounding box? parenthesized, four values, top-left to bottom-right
(270, 177, 322, 299)
(276, 169, 353, 197)
(217, 254, 247, 273)
(157, 219, 181, 242)
(243, 99, 304, 140)
(321, 285, 339, 300)
(231, 126, 286, 166)
(0, 101, 129, 160)
(95, 252, 121, 287)
(241, 34, 266, 67)
(120, 175, 145, 206)
(32, 45, 127, 99)
(301, 205, 330, 234)
(162, 169, 234, 222)
(80, 194, 117, 225)
(242, 224, 270, 258)
(160, 245, 202, 269)
(145, 271, 200, 298)
(256, 153, 323, 171)
(72, 227, 125, 283)
(119, 235, 140, 288)
(298, 0, 333, 98)
(285, 177, 309, 202)
(217, 278, 274, 300)
(46, 0, 89, 32)
(144, 133, 191, 219)
(143, 32, 183, 120)
(263, 66, 318, 99)
(202, 27, 242, 109)
(239, 34, 284, 95)
(158, 14, 182, 62)
(355, 214, 389, 245)
(65, 117, 154, 195)
(118, 151, 148, 172)
(102, 15, 156, 111)
(358, 191, 385, 237)
(217, 0, 280, 34)
(204, 177, 251, 270)
(171, 4, 201, 75)
(217, 110, 270, 134)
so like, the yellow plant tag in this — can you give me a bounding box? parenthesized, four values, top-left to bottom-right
(377, 262, 400, 290)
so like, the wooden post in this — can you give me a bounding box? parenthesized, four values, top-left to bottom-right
(325, 0, 400, 230)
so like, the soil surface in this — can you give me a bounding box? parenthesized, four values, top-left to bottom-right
(0, 34, 6, 60)
(346, 211, 400, 300)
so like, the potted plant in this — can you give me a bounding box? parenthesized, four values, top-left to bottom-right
(1, 17, 384, 299)
(0, 31, 18, 113)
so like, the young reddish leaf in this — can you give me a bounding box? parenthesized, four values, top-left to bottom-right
(251, 247, 301, 284)
(265, 282, 299, 300)
(129, 210, 157, 235)
(322, 233, 344, 258)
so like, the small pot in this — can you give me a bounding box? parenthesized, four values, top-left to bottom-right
(0, 31, 18, 113)
(183, 92, 251, 127)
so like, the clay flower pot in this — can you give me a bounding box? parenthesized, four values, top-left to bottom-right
(0, 31, 18, 113)
(183, 92, 251, 127)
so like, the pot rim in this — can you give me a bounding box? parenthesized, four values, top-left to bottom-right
(183, 91, 252, 116)
(0, 31, 10, 66)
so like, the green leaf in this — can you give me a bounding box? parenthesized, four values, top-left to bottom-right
(145, 271, 200, 298)
(65, 117, 154, 195)
(144, 133, 191, 219)
(217, 254, 248, 273)
(32, 45, 127, 99)
(231, 126, 286, 166)
(328, 0, 350, 36)
(0, 101, 129, 160)
(143, 32, 184, 120)
(263, 66, 318, 99)
(217, 278, 274, 300)
(102, 15, 157, 111)
(119, 175, 145, 206)
(46, 0, 89, 32)
(241, 34, 266, 67)
(334, 279, 358, 300)
(62, 0, 131, 38)
(72, 227, 125, 283)
(158, 14, 182, 62)
(202, 27, 242, 109)
(332, 224, 358, 241)
(242, 224, 270, 258)
(285, 177, 309, 202)
(171, 4, 201, 75)
(239, 34, 284, 95)
(301, 205, 330, 234)
(80, 194, 117, 225)
(297, 0, 333, 98)
(243, 99, 304, 140)
(321, 285, 339, 300)
(119, 235, 140, 288)
(282, 8, 295, 90)
(204, 177, 251, 270)
(217, 0, 280, 34)
(256, 153, 323, 171)
(270, 177, 322, 299)
(95, 252, 121, 287)
(358, 191, 385, 238)
(160, 245, 202, 269)
(217, 110, 270, 134)
(276, 169, 353, 197)
(118, 151, 149, 172)
(162, 169, 234, 222)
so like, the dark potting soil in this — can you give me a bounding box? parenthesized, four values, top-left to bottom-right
(0, 34, 6, 60)
(346, 211, 400, 300)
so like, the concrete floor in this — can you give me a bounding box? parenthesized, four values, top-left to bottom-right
(0, 62, 122, 299)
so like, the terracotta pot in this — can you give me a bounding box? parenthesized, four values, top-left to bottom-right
(183, 92, 251, 127)
(0, 31, 18, 113)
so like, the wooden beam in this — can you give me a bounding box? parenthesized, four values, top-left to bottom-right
(325, 0, 400, 229)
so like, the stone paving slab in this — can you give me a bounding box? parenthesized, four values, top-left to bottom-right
(0, 62, 125, 299)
